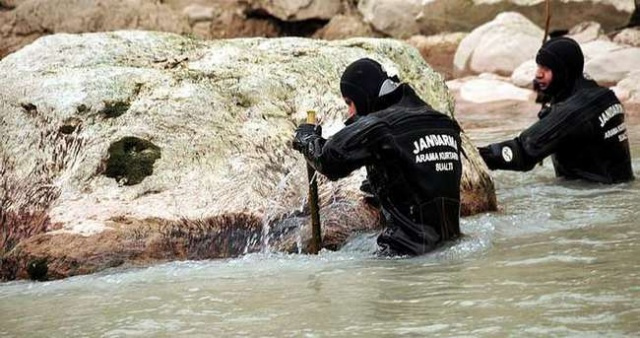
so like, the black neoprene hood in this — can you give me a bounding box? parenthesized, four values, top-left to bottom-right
(535, 37, 585, 99)
(339, 58, 390, 116)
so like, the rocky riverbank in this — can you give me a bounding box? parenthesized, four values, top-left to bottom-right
(0, 0, 635, 59)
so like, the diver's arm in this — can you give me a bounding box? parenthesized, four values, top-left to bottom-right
(479, 103, 576, 171)
(298, 115, 390, 181)
(478, 137, 538, 171)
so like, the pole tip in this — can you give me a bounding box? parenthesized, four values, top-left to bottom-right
(306, 110, 316, 124)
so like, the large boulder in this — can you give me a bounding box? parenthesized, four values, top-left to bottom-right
(454, 12, 543, 76)
(0, 31, 496, 280)
(359, 0, 632, 38)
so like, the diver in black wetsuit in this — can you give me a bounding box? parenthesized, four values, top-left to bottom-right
(292, 58, 463, 256)
(478, 37, 634, 184)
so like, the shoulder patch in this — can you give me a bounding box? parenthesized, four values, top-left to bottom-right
(502, 146, 513, 162)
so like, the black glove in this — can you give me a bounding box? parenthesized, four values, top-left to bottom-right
(292, 123, 322, 154)
(477, 145, 501, 170)
(479, 139, 528, 171)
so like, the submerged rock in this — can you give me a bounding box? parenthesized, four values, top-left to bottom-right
(0, 31, 496, 280)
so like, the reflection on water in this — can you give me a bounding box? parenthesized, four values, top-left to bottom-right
(1, 105, 639, 337)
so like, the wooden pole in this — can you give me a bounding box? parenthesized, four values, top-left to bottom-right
(306, 110, 322, 254)
(543, 0, 552, 45)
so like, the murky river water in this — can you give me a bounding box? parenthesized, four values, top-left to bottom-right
(1, 102, 639, 337)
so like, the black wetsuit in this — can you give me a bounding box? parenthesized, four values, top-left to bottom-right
(305, 84, 463, 256)
(480, 78, 634, 184)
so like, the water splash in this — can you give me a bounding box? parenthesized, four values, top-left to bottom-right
(257, 163, 310, 254)
(295, 197, 306, 254)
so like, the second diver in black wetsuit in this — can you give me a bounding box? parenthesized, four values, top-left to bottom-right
(478, 37, 634, 184)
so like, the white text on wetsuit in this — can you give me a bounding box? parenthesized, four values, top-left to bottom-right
(412, 134, 459, 171)
(413, 134, 458, 154)
(598, 104, 624, 127)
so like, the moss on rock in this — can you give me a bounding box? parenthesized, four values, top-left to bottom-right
(104, 137, 161, 185)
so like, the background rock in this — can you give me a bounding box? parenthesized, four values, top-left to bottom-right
(0, 0, 24, 8)
(454, 12, 543, 76)
(0, 31, 496, 280)
(614, 70, 640, 103)
(191, 2, 281, 40)
(511, 60, 538, 88)
(580, 38, 625, 60)
(406, 32, 467, 80)
(585, 45, 640, 85)
(448, 74, 535, 104)
(567, 21, 610, 43)
(614, 27, 640, 47)
(182, 4, 216, 24)
(244, 0, 342, 21)
(0, 0, 190, 58)
(358, 0, 422, 38)
(367, 0, 632, 37)
(1, 0, 637, 59)
(313, 14, 376, 40)
(611, 85, 631, 102)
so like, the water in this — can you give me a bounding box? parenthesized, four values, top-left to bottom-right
(1, 108, 639, 337)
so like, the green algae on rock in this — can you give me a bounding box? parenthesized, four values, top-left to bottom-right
(105, 137, 162, 186)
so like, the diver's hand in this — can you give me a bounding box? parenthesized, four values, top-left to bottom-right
(477, 145, 501, 170)
(292, 123, 322, 153)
